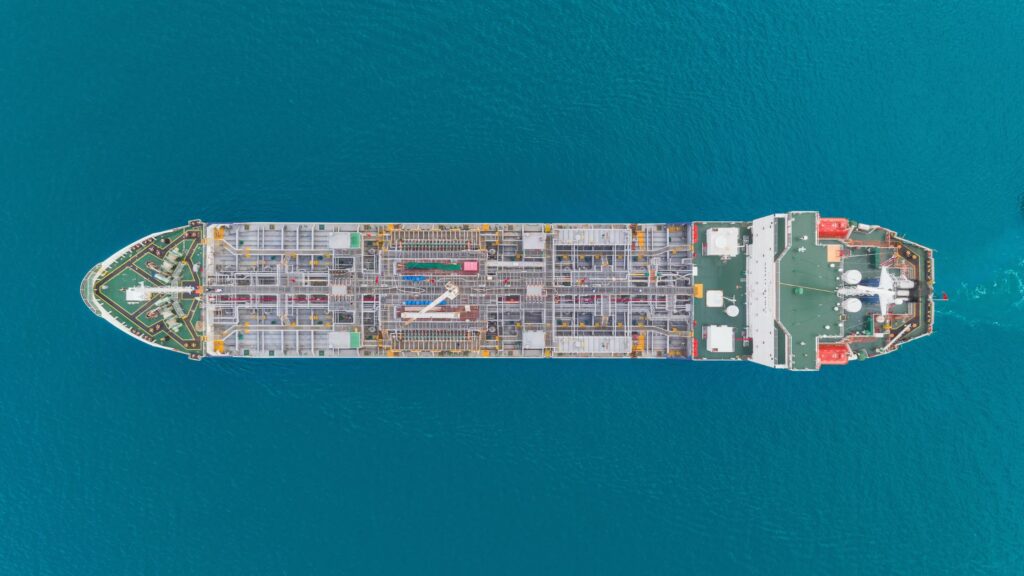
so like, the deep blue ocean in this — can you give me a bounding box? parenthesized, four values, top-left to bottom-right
(3, 1, 1024, 574)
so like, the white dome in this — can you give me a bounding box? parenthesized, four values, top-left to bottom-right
(842, 269, 863, 285)
(842, 298, 863, 313)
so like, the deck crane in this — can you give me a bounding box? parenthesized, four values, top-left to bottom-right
(403, 281, 460, 325)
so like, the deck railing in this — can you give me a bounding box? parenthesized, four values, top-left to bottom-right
(79, 264, 104, 317)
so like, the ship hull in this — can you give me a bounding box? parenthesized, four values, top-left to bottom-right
(82, 214, 935, 370)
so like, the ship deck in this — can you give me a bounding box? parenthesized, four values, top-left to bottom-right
(692, 221, 753, 362)
(81, 213, 933, 370)
(202, 222, 696, 359)
(83, 222, 205, 358)
(773, 212, 934, 369)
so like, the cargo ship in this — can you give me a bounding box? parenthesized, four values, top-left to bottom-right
(80, 213, 934, 370)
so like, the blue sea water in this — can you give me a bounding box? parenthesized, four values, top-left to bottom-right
(3, 1, 1024, 574)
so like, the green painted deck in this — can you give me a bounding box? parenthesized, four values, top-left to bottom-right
(91, 223, 205, 357)
(693, 221, 751, 360)
(778, 212, 842, 370)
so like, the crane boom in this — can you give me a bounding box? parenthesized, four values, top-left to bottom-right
(403, 282, 460, 325)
